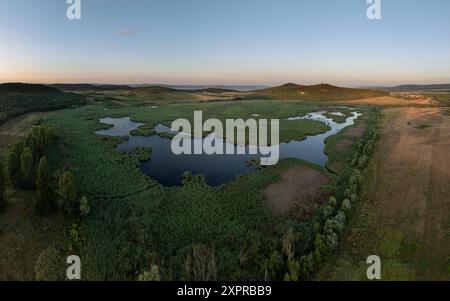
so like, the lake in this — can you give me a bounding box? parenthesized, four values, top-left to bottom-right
(95, 111, 361, 186)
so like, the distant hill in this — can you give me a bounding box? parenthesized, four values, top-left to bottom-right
(362, 84, 450, 92)
(0, 83, 86, 124)
(0, 83, 61, 93)
(132, 84, 266, 92)
(50, 83, 133, 91)
(50, 83, 239, 93)
(253, 83, 388, 101)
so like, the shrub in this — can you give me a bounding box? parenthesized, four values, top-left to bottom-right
(138, 265, 161, 281)
(341, 199, 352, 212)
(284, 259, 300, 281)
(79, 196, 90, 217)
(35, 245, 65, 281)
(321, 205, 334, 220)
(328, 196, 337, 208)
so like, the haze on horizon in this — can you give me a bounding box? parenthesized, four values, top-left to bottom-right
(0, 0, 449, 87)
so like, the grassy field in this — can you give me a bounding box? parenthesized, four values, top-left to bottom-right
(319, 107, 450, 280)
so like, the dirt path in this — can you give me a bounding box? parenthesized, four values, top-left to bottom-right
(322, 107, 450, 280)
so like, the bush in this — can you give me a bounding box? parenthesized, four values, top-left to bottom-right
(341, 199, 352, 212)
(35, 245, 66, 281)
(328, 196, 337, 208)
(138, 265, 161, 281)
(79, 196, 90, 217)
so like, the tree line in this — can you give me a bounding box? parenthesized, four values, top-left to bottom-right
(0, 125, 89, 216)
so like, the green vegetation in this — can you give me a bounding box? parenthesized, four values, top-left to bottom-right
(80, 196, 91, 217)
(325, 108, 379, 174)
(0, 82, 381, 280)
(128, 147, 152, 162)
(56, 171, 77, 216)
(20, 147, 34, 189)
(0, 83, 86, 125)
(85, 99, 356, 144)
(35, 156, 52, 214)
(34, 99, 378, 280)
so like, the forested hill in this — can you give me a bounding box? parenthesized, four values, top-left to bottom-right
(253, 83, 388, 101)
(0, 83, 86, 124)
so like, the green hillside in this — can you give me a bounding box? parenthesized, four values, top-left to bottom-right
(0, 83, 86, 124)
(254, 83, 388, 101)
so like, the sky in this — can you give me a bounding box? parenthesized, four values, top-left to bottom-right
(0, 0, 449, 87)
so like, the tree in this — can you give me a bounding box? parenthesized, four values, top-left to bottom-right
(284, 259, 300, 281)
(313, 233, 327, 265)
(6, 141, 23, 187)
(36, 156, 52, 214)
(0, 161, 5, 206)
(79, 196, 90, 217)
(20, 147, 34, 189)
(56, 171, 77, 215)
(184, 244, 217, 281)
(44, 126, 55, 146)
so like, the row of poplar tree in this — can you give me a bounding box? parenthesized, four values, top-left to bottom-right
(0, 125, 88, 216)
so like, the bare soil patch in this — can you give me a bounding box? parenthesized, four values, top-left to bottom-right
(265, 167, 329, 218)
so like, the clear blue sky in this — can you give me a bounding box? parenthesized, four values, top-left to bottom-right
(1, 0, 449, 86)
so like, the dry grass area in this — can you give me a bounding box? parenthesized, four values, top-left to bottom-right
(343, 95, 435, 106)
(321, 107, 450, 280)
(265, 167, 329, 219)
(0, 112, 46, 155)
(191, 91, 251, 102)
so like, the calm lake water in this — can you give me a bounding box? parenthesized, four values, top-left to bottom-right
(95, 112, 361, 186)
